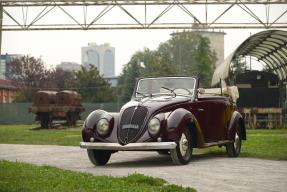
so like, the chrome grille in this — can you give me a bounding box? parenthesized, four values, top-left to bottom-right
(119, 106, 148, 144)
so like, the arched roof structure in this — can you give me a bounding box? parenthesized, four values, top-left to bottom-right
(212, 30, 287, 86)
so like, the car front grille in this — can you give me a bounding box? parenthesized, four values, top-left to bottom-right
(119, 106, 148, 144)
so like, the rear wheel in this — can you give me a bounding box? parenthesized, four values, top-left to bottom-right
(226, 124, 242, 157)
(170, 127, 193, 165)
(87, 149, 111, 166)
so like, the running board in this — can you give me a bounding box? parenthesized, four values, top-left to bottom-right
(202, 140, 233, 148)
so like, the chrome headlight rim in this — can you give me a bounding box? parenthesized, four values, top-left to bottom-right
(96, 118, 109, 136)
(148, 117, 161, 136)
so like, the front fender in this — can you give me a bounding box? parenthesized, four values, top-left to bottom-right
(227, 111, 246, 140)
(165, 108, 204, 145)
(82, 110, 114, 141)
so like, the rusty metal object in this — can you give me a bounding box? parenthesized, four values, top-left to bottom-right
(56, 90, 82, 106)
(238, 107, 284, 129)
(29, 90, 85, 128)
(32, 91, 57, 105)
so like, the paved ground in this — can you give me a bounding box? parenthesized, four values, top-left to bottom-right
(1, 144, 287, 192)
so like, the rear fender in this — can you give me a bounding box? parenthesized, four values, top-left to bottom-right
(227, 111, 246, 140)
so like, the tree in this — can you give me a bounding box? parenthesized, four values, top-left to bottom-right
(8, 55, 50, 101)
(67, 65, 116, 102)
(46, 68, 75, 89)
(230, 57, 248, 84)
(167, 31, 216, 87)
(192, 36, 217, 87)
(117, 51, 144, 102)
(146, 44, 178, 76)
(118, 31, 217, 100)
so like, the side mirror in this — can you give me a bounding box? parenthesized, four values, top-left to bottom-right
(197, 88, 205, 94)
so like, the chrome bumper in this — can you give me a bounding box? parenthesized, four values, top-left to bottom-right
(80, 142, 177, 151)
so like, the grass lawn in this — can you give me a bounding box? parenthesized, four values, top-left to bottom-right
(198, 129, 287, 160)
(0, 160, 195, 192)
(0, 124, 286, 160)
(0, 124, 81, 146)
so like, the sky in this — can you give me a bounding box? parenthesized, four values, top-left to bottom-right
(1, 29, 262, 73)
(1, 3, 286, 75)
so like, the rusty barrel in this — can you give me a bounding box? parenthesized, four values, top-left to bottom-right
(56, 90, 81, 106)
(33, 91, 57, 105)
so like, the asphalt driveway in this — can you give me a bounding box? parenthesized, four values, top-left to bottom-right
(0, 144, 286, 192)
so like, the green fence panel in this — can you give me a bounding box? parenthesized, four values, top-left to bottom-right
(0, 102, 124, 124)
(0, 103, 34, 124)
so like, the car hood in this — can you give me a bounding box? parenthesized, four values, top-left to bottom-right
(117, 96, 192, 144)
(121, 96, 191, 112)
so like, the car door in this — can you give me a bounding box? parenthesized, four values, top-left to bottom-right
(191, 96, 228, 143)
(190, 99, 213, 142)
(207, 98, 228, 141)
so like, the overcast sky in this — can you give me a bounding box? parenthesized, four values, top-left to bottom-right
(1, 3, 286, 75)
(2, 29, 263, 72)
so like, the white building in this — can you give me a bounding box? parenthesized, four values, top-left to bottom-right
(56, 62, 81, 72)
(0, 54, 22, 80)
(0, 60, 6, 79)
(81, 43, 115, 77)
(194, 30, 225, 67)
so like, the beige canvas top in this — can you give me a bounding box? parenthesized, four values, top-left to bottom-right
(200, 86, 239, 103)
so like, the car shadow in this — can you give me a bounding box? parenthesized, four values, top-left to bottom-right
(107, 155, 172, 167)
(191, 152, 227, 162)
(106, 152, 227, 168)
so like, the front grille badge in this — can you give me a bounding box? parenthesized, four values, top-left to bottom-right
(124, 137, 128, 144)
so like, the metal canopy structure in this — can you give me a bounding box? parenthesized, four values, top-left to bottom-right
(212, 30, 287, 86)
(0, 0, 286, 30)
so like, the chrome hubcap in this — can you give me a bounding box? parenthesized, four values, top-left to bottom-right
(179, 133, 188, 157)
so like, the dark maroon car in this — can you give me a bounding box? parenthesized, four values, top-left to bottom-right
(81, 77, 246, 165)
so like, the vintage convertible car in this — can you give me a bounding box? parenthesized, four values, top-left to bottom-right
(80, 77, 246, 165)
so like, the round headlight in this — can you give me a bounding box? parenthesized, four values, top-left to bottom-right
(148, 118, 161, 135)
(96, 118, 109, 136)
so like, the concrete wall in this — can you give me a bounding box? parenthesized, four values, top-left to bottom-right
(197, 31, 225, 68)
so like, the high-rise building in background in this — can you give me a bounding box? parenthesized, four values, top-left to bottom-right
(81, 43, 115, 77)
(0, 54, 22, 80)
(0, 54, 20, 103)
(0, 59, 6, 80)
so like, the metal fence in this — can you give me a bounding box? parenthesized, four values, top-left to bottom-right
(0, 102, 123, 124)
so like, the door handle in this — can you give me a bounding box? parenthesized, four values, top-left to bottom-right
(198, 108, 204, 112)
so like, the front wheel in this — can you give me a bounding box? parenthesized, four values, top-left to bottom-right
(226, 126, 242, 157)
(170, 127, 193, 165)
(87, 149, 111, 166)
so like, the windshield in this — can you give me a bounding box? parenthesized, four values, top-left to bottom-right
(135, 77, 196, 98)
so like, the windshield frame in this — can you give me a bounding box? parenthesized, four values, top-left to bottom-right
(133, 76, 197, 99)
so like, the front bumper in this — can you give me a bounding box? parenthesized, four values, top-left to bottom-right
(80, 142, 177, 151)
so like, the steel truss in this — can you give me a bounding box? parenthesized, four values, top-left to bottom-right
(0, 0, 286, 31)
